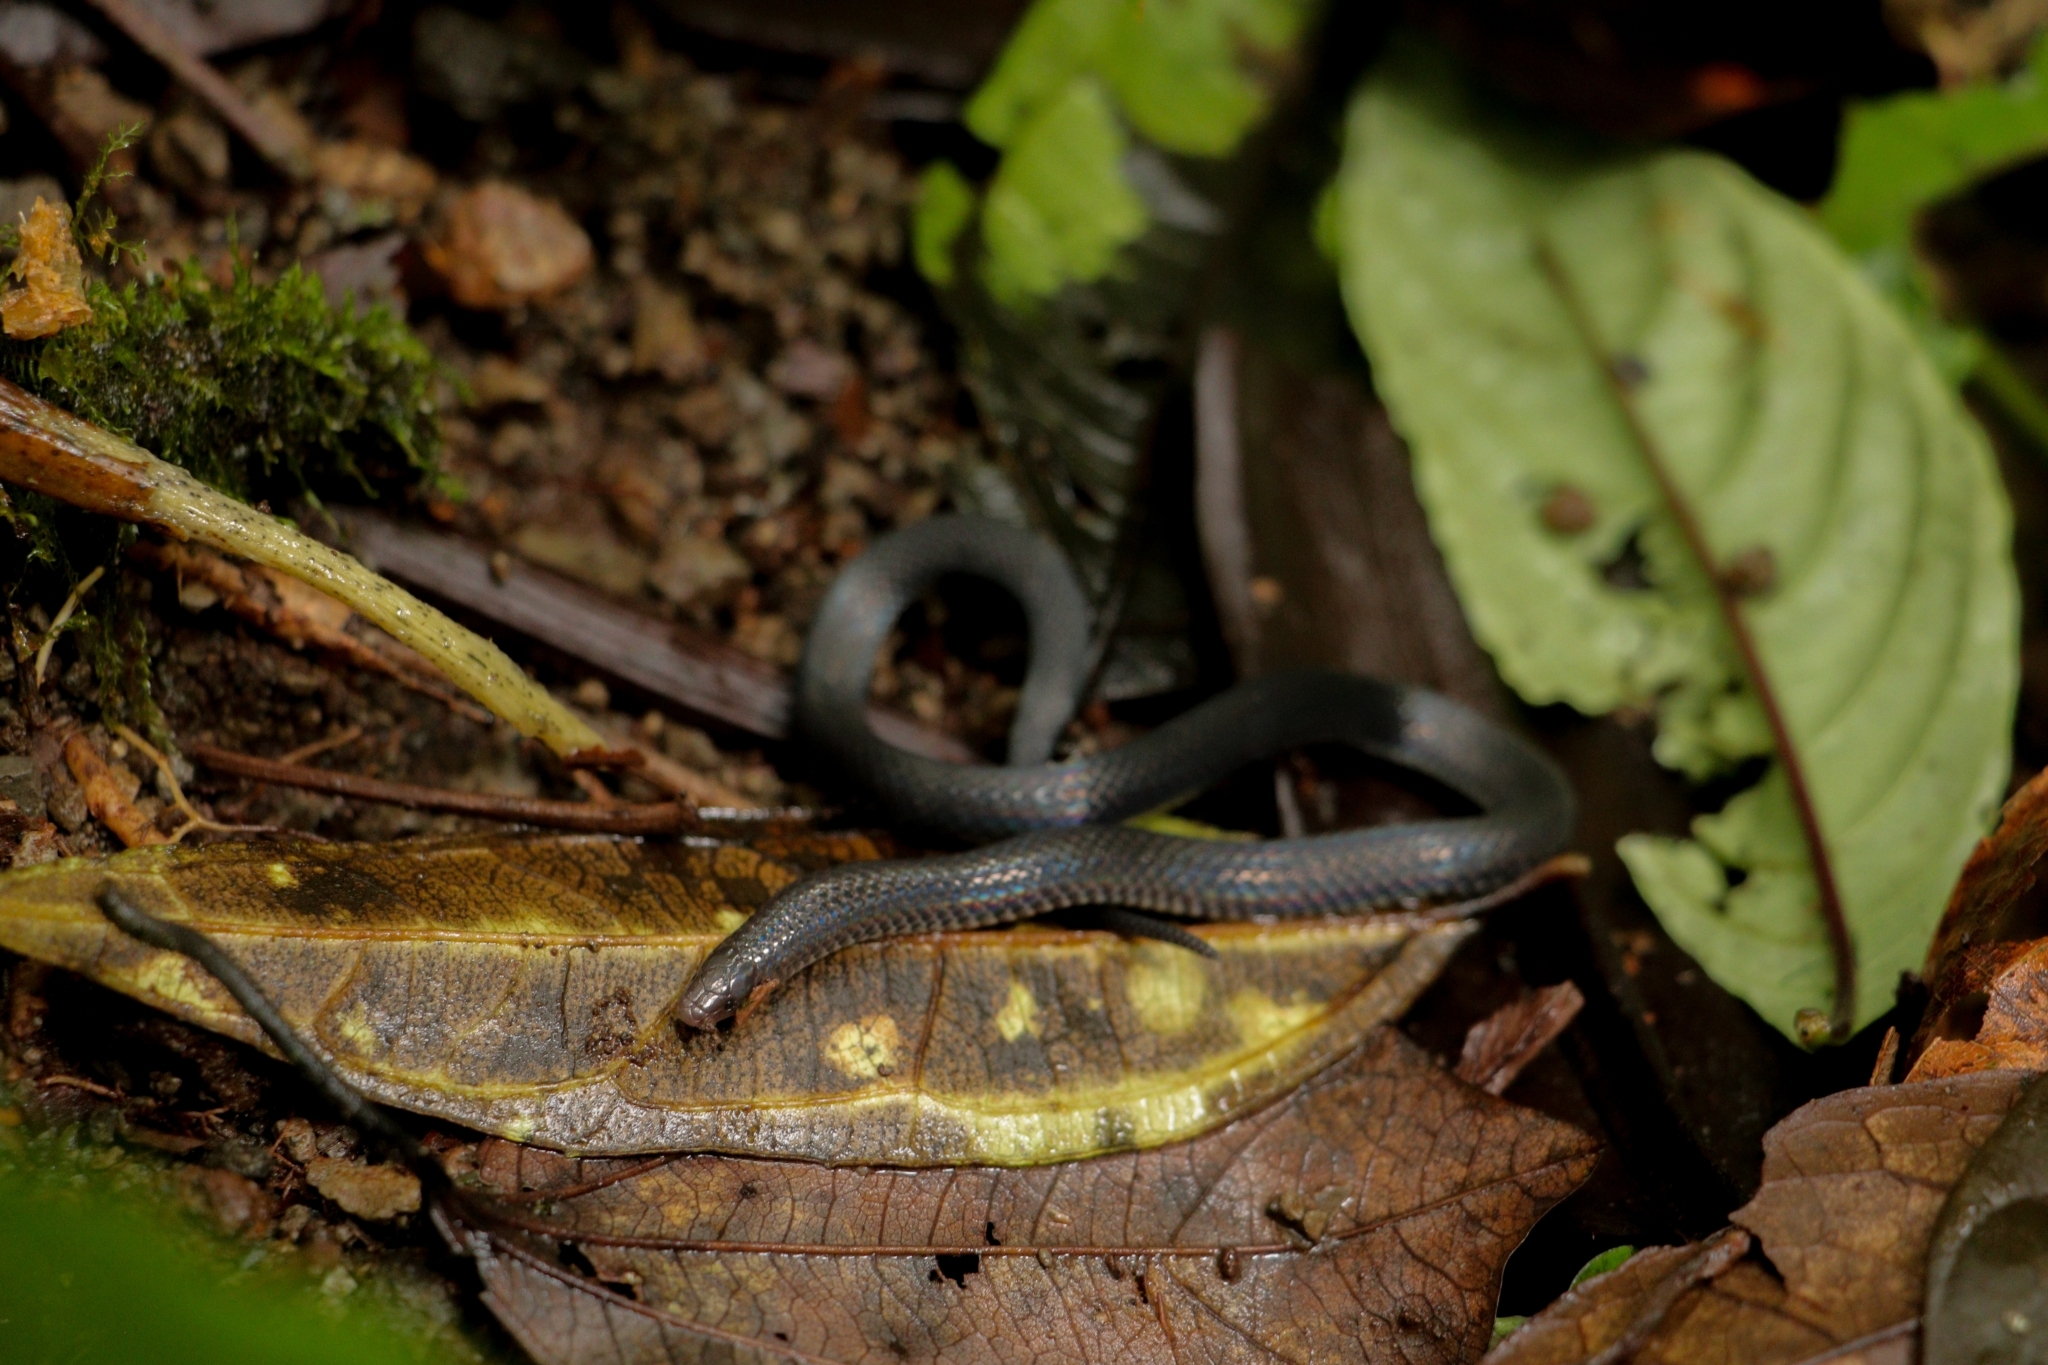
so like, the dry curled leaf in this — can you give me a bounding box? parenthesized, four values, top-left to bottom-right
(1905, 765, 2048, 1079)
(1455, 981, 1585, 1095)
(304, 1155, 421, 1222)
(1908, 938, 2048, 1081)
(0, 833, 1491, 1163)
(2, 197, 91, 340)
(1489, 1072, 2026, 1364)
(62, 731, 168, 848)
(1921, 765, 2048, 986)
(447, 1027, 1599, 1365)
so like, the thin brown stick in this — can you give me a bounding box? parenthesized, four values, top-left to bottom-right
(77, 0, 311, 178)
(1536, 241, 1857, 1042)
(277, 725, 364, 767)
(186, 741, 704, 835)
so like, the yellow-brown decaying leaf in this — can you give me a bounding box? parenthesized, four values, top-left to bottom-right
(454, 1027, 1601, 1365)
(1, 197, 91, 340)
(0, 832, 1483, 1164)
(1487, 1072, 2025, 1365)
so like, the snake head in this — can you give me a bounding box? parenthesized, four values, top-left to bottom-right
(676, 947, 776, 1030)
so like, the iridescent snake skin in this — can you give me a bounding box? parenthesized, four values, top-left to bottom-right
(676, 516, 1575, 1027)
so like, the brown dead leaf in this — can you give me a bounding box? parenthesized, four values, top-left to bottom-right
(305, 1155, 421, 1221)
(1920, 765, 2048, 988)
(1906, 765, 2048, 1077)
(2, 197, 91, 340)
(0, 833, 1494, 1164)
(1731, 1075, 2021, 1339)
(1487, 1072, 2026, 1364)
(1908, 938, 2048, 1080)
(63, 730, 168, 848)
(449, 1027, 1599, 1365)
(1456, 981, 1584, 1095)
(1484, 1230, 1753, 1364)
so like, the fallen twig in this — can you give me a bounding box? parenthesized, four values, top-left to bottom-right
(32, 564, 102, 686)
(276, 725, 364, 767)
(0, 379, 615, 762)
(77, 0, 312, 179)
(574, 710, 755, 807)
(108, 721, 281, 843)
(340, 509, 977, 762)
(132, 540, 493, 724)
(186, 740, 704, 835)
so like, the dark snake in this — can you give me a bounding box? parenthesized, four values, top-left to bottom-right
(676, 515, 1576, 1028)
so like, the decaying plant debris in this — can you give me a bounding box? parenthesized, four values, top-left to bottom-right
(17, 1, 2048, 1363)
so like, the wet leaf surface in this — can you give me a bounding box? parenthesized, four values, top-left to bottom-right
(1488, 1070, 2026, 1363)
(450, 1026, 1599, 1365)
(0, 832, 1486, 1163)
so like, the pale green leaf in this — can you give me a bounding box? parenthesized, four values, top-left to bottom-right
(980, 76, 1150, 308)
(1100, 0, 1315, 156)
(1336, 41, 2018, 1038)
(962, 0, 1119, 149)
(912, 161, 976, 286)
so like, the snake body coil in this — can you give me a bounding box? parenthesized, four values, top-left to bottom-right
(676, 516, 1575, 1028)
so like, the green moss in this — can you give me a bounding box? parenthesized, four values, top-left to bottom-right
(3, 260, 440, 504)
(0, 250, 442, 731)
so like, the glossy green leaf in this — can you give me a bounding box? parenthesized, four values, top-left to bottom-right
(1335, 41, 2018, 1038)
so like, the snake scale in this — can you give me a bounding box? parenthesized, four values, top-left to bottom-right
(676, 516, 1575, 1028)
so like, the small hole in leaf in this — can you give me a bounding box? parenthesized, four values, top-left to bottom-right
(1599, 530, 1653, 592)
(934, 1253, 981, 1287)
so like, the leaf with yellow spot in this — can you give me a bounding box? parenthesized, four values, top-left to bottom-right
(0, 832, 1501, 1165)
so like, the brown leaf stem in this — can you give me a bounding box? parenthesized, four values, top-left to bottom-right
(186, 740, 705, 835)
(1536, 240, 1857, 1041)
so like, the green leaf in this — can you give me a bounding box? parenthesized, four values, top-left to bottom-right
(963, 0, 1118, 150)
(913, 161, 976, 286)
(980, 76, 1150, 308)
(965, 0, 1314, 158)
(1571, 1244, 1638, 1286)
(1335, 40, 2018, 1039)
(1820, 34, 2048, 258)
(1098, 0, 1315, 157)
